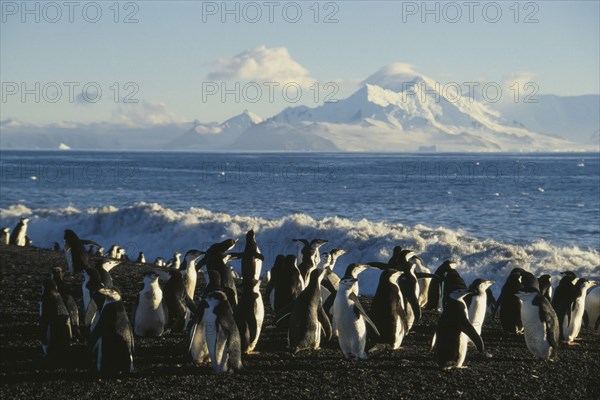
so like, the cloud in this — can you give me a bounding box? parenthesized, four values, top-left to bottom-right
(111, 101, 187, 127)
(207, 45, 315, 87)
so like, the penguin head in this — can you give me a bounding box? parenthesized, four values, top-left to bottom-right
(20, 217, 30, 224)
(205, 290, 228, 307)
(340, 276, 358, 288)
(63, 229, 78, 243)
(470, 279, 494, 293)
(97, 287, 121, 303)
(246, 229, 256, 244)
(284, 254, 297, 268)
(330, 248, 347, 260)
(385, 269, 404, 284)
(184, 249, 205, 264)
(310, 239, 328, 250)
(400, 249, 416, 263)
(2, 227, 9, 233)
(344, 263, 373, 278)
(209, 239, 237, 254)
(41, 278, 58, 294)
(50, 266, 64, 282)
(538, 274, 551, 285)
(100, 259, 121, 272)
(576, 279, 596, 291)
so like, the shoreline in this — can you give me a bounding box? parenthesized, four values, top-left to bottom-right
(1, 245, 599, 399)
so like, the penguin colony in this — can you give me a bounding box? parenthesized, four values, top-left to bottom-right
(3, 221, 598, 376)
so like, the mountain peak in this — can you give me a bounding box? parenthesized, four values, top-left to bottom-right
(362, 63, 436, 92)
(223, 110, 263, 126)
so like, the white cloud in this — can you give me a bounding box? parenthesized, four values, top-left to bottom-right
(207, 45, 315, 87)
(111, 101, 187, 127)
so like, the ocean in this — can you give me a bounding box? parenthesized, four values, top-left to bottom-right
(1, 151, 598, 295)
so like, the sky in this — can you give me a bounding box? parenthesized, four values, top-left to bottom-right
(1, 0, 599, 126)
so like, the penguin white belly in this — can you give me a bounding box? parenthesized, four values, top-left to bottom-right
(254, 254, 262, 281)
(65, 248, 74, 274)
(468, 295, 488, 335)
(566, 298, 586, 342)
(406, 305, 416, 331)
(16, 230, 27, 246)
(521, 302, 551, 359)
(418, 278, 431, 308)
(393, 316, 404, 349)
(134, 295, 166, 337)
(184, 269, 197, 300)
(204, 311, 228, 372)
(338, 307, 367, 359)
(321, 287, 331, 304)
(189, 319, 209, 364)
(457, 333, 469, 367)
(585, 287, 600, 333)
(248, 293, 264, 352)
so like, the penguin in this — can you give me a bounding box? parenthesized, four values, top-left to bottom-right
(50, 267, 80, 339)
(557, 278, 596, 343)
(63, 229, 99, 274)
(89, 288, 135, 376)
(334, 276, 380, 360)
(203, 290, 243, 374)
(135, 252, 146, 264)
(40, 278, 72, 357)
(188, 270, 222, 365)
(95, 247, 105, 257)
(584, 285, 600, 333)
(159, 268, 192, 332)
(9, 217, 29, 246)
(466, 279, 494, 336)
(107, 245, 120, 259)
(167, 252, 182, 269)
(497, 269, 524, 334)
(132, 272, 168, 337)
(293, 238, 328, 267)
(117, 248, 127, 260)
(413, 257, 432, 308)
(197, 239, 239, 308)
(320, 249, 346, 316)
(288, 268, 332, 353)
(538, 274, 552, 302)
(180, 249, 205, 300)
(514, 290, 559, 360)
(425, 260, 458, 311)
(327, 263, 373, 330)
(94, 259, 120, 288)
(397, 262, 424, 331)
(53, 242, 61, 252)
(235, 278, 264, 353)
(154, 257, 165, 267)
(266, 255, 304, 323)
(432, 288, 485, 370)
(551, 271, 578, 336)
(441, 268, 467, 308)
(239, 229, 264, 283)
(1, 227, 9, 245)
(82, 267, 105, 329)
(369, 269, 408, 350)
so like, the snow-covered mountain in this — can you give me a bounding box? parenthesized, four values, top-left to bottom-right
(1, 64, 598, 152)
(165, 110, 263, 150)
(232, 64, 592, 152)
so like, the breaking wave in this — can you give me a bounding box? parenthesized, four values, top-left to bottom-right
(1, 202, 598, 296)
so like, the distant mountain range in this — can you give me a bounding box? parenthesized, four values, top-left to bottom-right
(2, 64, 598, 152)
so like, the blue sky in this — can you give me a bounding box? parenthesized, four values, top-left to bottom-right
(1, 0, 599, 125)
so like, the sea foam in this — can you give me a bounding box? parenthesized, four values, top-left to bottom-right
(1, 202, 598, 296)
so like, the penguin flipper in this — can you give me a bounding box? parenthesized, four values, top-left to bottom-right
(80, 239, 102, 248)
(254, 252, 264, 261)
(540, 299, 559, 349)
(595, 315, 600, 330)
(317, 305, 332, 341)
(323, 292, 336, 317)
(185, 295, 198, 315)
(84, 300, 98, 328)
(349, 292, 380, 337)
(416, 273, 439, 280)
(582, 310, 589, 328)
(366, 262, 389, 270)
(406, 291, 422, 322)
(460, 319, 484, 353)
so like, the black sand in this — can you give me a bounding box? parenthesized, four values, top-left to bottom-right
(1, 245, 599, 399)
